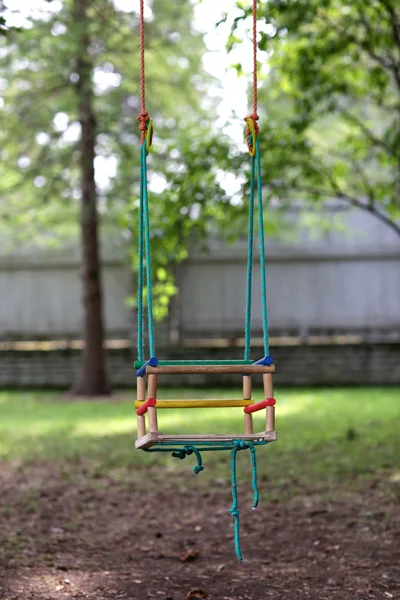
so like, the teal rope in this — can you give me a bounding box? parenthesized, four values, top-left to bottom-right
(146, 439, 265, 562)
(229, 442, 242, 561)
(137, 143, 145, 361)
(139, 141, 156, 357)
(244, 152, 256, 362)
(172, 445, 204, 474)
(256, 137, 270, 356)
(229, 440, 259, 563)
(243, 135, 270, 359)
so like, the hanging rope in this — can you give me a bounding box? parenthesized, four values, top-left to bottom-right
(141, 143, 156, 357)
(244, 156, 255, 362)
(138, 0, 149, 142)
(245, 0, 259, 150)
(229, 440, 259, 563)
(243, 0, 270, 359)
(256, 137, 269, 356)
(137, 147, 145, 361)
(137, 0, 155, 361)
(251, 0, 258, 119)
(137, 139, 156, 360)
(145, 439, 266, 562)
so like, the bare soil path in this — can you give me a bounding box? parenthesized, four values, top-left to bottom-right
(1, 462, 399, 600)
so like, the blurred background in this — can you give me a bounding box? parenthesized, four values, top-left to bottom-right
(0, 0, 399, 392)
(0, 2, 400, 598)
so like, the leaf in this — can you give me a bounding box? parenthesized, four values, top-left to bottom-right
(180, 549, 200, 562)
(185, 590, 208, 600)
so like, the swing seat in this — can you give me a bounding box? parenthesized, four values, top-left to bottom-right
(136, 430, 277, 449)
(135, 359, 276, 450)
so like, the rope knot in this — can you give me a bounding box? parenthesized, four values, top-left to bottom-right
(171, 445, 204, 475)
(229, 508, 240, 518)
(244, 113, 259, 134)
(233, 439, 250, 450)
(244, 114, 260, 155)
(137, 111, 149, 142)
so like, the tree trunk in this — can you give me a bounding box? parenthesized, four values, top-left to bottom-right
(72, 0, 110, 396)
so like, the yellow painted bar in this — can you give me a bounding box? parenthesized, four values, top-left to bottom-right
(134, 399, 254, 409)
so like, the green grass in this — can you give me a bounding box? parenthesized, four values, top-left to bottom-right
(1, 387, 399, 492)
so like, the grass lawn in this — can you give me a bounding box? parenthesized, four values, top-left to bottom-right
(1, 386, 399, 495)
(1, 387, 400, 600)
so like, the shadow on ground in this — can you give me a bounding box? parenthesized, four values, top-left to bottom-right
(1, 457, 400, 600)
(1, 389, 400, 599)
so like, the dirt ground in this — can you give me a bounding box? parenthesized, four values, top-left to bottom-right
(1, 462, 399, 600)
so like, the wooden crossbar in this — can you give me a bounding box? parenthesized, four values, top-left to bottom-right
(145, 365, 275, 375)
(135, 399, 254, 409)
(134, 360, 254, 369)
(136, 431, 277, 449)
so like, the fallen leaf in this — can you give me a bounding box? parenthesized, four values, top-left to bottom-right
(384, 594, 393, 599)
(134, 580, 143, 584)
(185, 590, 208, 600)
(56, 585, 64, 592)
(217, 564, 225, 572)
(325, 545, 340, 553)
(180, 549, 200, 562)
(194, 525, 202, 532)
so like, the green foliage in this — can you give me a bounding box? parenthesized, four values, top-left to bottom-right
(232, 0, 400, 236)
(1, 387, 399, 492)
(0, 0, 248, 318)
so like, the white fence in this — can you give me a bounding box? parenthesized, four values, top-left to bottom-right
(1, 207, 399, 341)
(0, 255, 133, 338)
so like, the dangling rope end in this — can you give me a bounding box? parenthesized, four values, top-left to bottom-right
(172, 445, 204, 475)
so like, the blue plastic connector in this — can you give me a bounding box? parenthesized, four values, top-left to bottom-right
(253, 355, 273, 366)
(136, 356, 158, 377)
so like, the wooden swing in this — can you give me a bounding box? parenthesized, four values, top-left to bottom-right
(135, 0, 276, 562)
(134, 361, 276, 449)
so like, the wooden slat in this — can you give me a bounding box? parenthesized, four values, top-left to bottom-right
(136, 376, 146, 439)
(145, 365, 275, 375)
(263, 373, 275, 432)
(147, 374, 158, 432)
(135, 431, 277, 449)
(135, 360, 254, 368)
(134, 399, 254, 409)
(243, 374, 253, 433)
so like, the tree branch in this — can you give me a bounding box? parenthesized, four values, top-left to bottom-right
(272, 182, 400, 238)
(341, 109, 397, 157)
(379, 0, 400, 52)
(356, 8, 400, 92)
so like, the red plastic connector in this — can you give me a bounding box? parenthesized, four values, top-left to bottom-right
(244, 397, 276, 414)
(136, 397, 157, 416)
